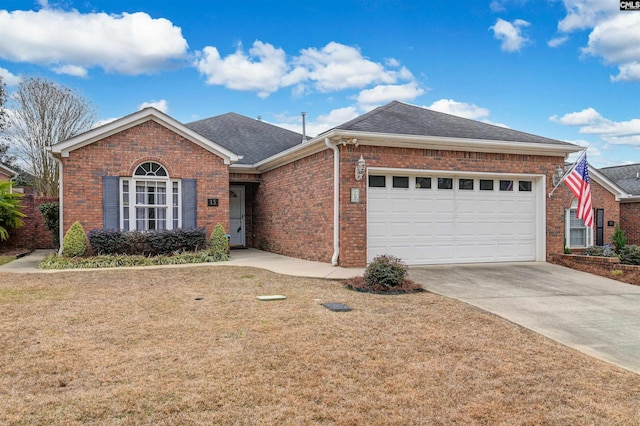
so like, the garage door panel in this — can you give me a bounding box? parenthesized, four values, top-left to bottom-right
(367, 175, 539, 265)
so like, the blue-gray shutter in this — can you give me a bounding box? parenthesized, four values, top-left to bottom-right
(182, 179, 197, 229)
(103, 176, 120, 229)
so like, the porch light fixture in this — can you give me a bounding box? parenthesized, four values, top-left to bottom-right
(552, 165, 564, 186)
(355, 155, 366, 181)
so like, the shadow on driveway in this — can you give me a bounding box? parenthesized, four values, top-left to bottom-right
(410, 262, 640, 374)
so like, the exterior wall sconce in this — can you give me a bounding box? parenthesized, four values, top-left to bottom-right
(355, 155, 366, 181)
(552, 165, 564, 186)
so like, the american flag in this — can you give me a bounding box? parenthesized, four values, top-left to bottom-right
(564, 154, 593, 228)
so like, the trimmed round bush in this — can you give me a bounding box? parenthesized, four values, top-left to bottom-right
(209, 223, 229, 261)
(364, 254, 408, 288)
(62, 221, 88, 257)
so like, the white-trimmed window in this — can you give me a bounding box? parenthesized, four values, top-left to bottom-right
(565, 198, 593, 248)
(120, 162, 181, 231)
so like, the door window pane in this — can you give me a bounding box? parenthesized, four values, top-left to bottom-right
(459, 179, 474, 190)
(519, 181, 532, 191)
(416, 177, 431, 189)
(438, 178, 453, 189)
(499, 180, 513, 191)
(480, 180, 494, 191)
(393, 176, 409, 188)
(369, 175, 386, 188)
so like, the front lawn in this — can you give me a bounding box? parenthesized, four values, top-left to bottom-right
(1, 266, 639, 425)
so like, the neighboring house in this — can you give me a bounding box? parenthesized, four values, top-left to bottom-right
(50, 100, 585, 267)
(0, 163, 18, 182)
(598, 164, 640, 246)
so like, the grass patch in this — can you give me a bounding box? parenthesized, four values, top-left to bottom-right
(1, 266, 640, 424)
(0, 255, 15, 266)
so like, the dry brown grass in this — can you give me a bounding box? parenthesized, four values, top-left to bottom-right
(1, 266, 640, 425)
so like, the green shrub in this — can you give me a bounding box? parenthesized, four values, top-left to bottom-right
(38, 202, 59, 247)
(0, 181, 26, 241)
(62, 221, 87, 257)
(38, 250, 226, 269)
(583, 245, 615, 257)
(619, 245, 640, 266)
(611, 223, 627, 254)
(87, 228, 206, 256)
(209, 224, 229, 261)
(364, 254, 408, 288)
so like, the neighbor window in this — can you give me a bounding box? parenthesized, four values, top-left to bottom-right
(120, 162, 181, 231)
(565, 199, 593, 248)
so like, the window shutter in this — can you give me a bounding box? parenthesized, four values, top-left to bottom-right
(103, 176, 120, 229)
(182, 179, 197, 229)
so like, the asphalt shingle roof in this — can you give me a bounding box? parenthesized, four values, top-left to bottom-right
(332, 101, 574, 147)
(185, 113, 304, 165)
(598, 163, 640, 196)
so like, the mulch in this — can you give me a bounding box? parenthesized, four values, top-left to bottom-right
(344, 276, 425, 295)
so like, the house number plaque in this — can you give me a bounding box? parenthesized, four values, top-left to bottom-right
(207, 198, 219, 207)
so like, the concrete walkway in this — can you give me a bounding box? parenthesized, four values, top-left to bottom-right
(410, 262, 640, 374)
(0, 248, 364, 279)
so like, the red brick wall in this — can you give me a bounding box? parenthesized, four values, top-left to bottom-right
(338, 146, 568, 267)
(621, 202, 640, 245)
(61, 120, 229, 238)
(551, 254, 640, 286)
(254, 150, 334, 263)
(0, 195, 58, 251)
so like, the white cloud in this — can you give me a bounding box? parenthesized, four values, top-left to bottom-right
(139, 99, 168, 113)
(427, 99, 490, 120)
(490, 18, 531, 52)
(0, 9, 188, 75)
(547, 36, 568, 48)
(53, 64, 87, 77)
(550, 107, 640, 146)
(195, 41, 288, 98)
(557, 0, 615, 33)
(195, 40, 420, 99)
(612, 62, 640, 82)
(0, 67, 20, 86)
(355, 82, 425, 111)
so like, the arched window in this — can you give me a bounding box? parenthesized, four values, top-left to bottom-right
(120, 162, 181, 231)
(565, 198, 593, 249)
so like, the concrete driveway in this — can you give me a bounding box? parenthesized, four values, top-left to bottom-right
(410, 262, 640, 374)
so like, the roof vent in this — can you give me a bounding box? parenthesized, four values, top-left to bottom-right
(301, 112, 308, 143)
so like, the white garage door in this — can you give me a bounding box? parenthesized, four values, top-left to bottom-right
(367, 173, 540, 265)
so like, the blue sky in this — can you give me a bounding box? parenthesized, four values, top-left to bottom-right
(1, 0, 640, 168)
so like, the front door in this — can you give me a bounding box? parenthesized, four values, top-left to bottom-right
(229, 186, 245, 246)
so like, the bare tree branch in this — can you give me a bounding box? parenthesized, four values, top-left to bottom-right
(7, 78, 96, 196)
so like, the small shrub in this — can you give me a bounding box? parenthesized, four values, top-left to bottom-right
(88, 229, 128, 255)
(38, 202, 59, 247)
(146, 228, 207, 256)
(62, 222, 87, 257)
(364, 254, 408, 288)
(611, 223, 627, 254)
(87, 227, 207, 256)
(209, 224, 229, 261)
(583, 245, 615, 257)
(611, 269, 623, 277)
(619, 245, 640, 266)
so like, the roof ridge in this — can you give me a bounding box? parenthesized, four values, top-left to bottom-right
(334, 101, 400, 130)
(599, 163, 640, 170)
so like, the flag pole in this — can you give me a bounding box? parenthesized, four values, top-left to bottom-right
(548, 149, 588, 198)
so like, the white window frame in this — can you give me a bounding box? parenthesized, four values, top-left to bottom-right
(565, 198, 593, 249)
(120, 162, 181, 231)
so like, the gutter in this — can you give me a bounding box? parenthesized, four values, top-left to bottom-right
(325, 137, 340, 266)
(48, 150, 64, 255)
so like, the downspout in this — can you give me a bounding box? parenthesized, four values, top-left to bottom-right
(49, 154, 64, 255)
(324, 137, 339, 266)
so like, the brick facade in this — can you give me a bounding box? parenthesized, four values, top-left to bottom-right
(61, 120, 230, 238)
(621, 202, 640, 245)
(1, 194, 58, 251)
(254, 150, 334, 263)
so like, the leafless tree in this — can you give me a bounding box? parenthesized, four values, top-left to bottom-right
(8, 77, 96, 196)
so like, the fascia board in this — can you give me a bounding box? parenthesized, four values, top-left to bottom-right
(329, 130, 581, 156)
(50, 108, 241, 165)
(0, 163, 19, 177)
